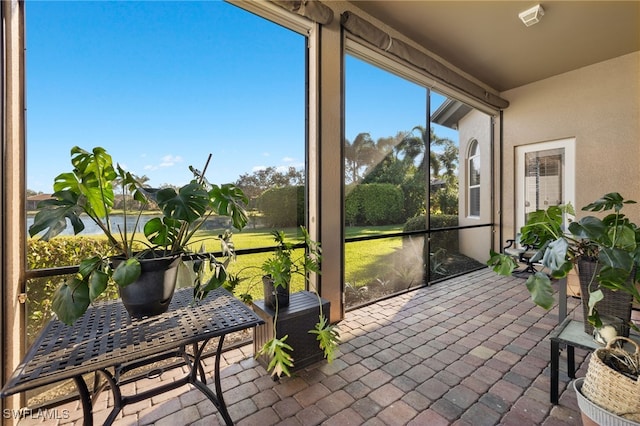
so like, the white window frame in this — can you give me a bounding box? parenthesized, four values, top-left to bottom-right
(467, 139, 480, 218)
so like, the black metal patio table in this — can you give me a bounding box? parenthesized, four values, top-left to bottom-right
(1, 286, 264, 426)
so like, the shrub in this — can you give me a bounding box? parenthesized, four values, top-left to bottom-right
(402, 173, 428, 218)
(26, 237, 128, 344)
(258, 186, 304, 228)
(344, 184, 363, 226)
(403, 214, 459, 252)
(345, 184, 404, 226)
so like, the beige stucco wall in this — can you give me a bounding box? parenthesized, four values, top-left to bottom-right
(497, 51, 640, 243)
(458, 109, 494, 262)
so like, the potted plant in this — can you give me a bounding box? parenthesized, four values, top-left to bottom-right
(29, 146, 249, 325)
(489, 193, 640, 422)
(488, 192, 640, 334)
(236, 227, 339, 378)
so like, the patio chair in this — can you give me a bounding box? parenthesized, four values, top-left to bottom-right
(503, 235, 540, 275)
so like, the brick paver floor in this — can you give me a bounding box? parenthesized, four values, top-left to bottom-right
(17, 269, 591, 425)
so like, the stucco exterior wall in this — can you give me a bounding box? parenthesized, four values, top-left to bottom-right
(458, 109, 493, 262)
(497, 52, 640, 243)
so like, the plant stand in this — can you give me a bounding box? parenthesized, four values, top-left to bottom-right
(252, 291, 330, 374)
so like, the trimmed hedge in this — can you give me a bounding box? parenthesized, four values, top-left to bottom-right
(258, 186, 305, 228)
(403, 214, 459, 252)
(345, 184, 404, 226)
(26, 237, 122, 344)
(404, 214, 458, 231)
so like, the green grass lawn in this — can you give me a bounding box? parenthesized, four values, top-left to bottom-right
(188, 225, 405, 301)
(27, 224, 409, 325)
(28, 223, 492, 343)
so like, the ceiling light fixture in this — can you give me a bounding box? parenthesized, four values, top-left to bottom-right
(519, 4, 545, 27)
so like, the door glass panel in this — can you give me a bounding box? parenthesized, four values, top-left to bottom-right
(516, 138, 575, 233)
(523, 148, 564, 218)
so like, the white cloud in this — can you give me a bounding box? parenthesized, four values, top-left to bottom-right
(279, 157, 304, 169)
(159, 155, 183, 167)
(144, 155, 183, 171)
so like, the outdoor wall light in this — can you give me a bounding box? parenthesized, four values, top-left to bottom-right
(519, 4, 545, 27)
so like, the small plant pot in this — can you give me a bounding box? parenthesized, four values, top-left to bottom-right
(262, 275, 289, 309)
(116, 254, 181, 319)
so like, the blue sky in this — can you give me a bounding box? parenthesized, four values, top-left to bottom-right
(26, 0, 456, 193)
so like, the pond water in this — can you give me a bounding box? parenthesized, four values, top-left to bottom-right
(26, 214, 237, 236)
(26, 215, 160, 236)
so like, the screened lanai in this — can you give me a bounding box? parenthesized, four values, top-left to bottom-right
(2, 0, 639, 424)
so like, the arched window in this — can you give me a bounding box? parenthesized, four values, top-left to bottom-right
(468, 139, 480, 217)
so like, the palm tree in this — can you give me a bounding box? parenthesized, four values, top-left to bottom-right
(439, 139, 458, 184)
(113, 173, 151, 210)
(344, 132, 376, 184)
(398, 125, 446, 178)
(361, 132, 411, 186)
(374, 132, 405, 163)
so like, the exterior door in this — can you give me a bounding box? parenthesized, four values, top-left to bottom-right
(515, 138, 575, 232)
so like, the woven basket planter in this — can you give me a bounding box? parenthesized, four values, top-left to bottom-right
(582, 337, 640, 422)
(578, 258, 633, 336)
(575, 378, 640, 426)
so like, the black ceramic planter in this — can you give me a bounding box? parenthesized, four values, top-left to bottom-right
(262, 275, 290, 309)
(116, 255, 181, 319)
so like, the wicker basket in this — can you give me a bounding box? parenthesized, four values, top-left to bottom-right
(582, 337, 640, 422)
(578, 259, 633, 336)
(575, 378, 640, 426)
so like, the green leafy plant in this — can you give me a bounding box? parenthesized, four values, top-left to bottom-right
(488, 192, 640, 329)
(29, 146, 248, 324)
(250, 227, 339, 378)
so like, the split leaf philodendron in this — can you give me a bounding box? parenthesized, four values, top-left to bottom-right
(488, 192, 640, 330)
(29, 146, 248, 324)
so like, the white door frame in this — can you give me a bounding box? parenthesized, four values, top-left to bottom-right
(515, 138, 576, 233)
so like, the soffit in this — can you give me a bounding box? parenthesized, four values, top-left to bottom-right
(345, 1, 640, 92)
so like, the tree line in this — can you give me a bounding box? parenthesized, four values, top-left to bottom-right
(28, 125, 458, 222)
(233, 125, 459, 226)
(344, 125, 458, 217)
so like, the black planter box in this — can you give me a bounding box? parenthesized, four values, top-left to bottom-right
(253, 291, 330, 373)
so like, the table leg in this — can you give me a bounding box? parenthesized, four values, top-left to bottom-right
(95, 369, 122, 426)
(550, 339, 560, 404)
(188, 336, 233, 426)
(190, 342, 208, 383)
(558, 277, 567, 323)
(567, 345, 576, 378)
(72, 376, 93, 426)
(213, 336, 232, 425)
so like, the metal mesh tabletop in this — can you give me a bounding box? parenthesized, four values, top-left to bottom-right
(1, 287, 263, 396)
